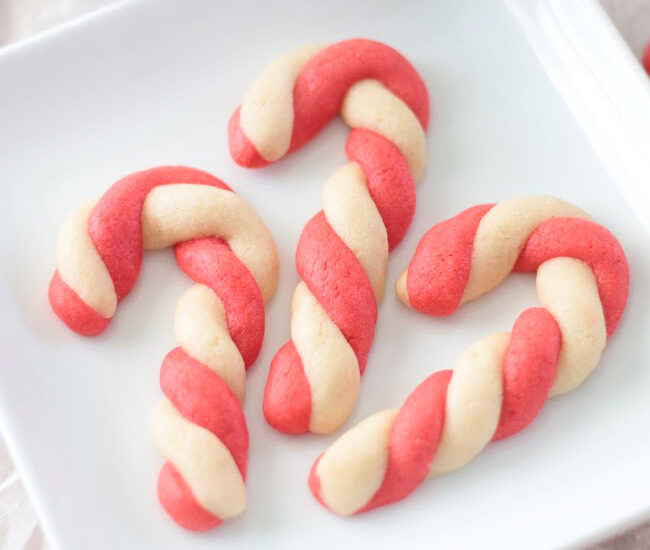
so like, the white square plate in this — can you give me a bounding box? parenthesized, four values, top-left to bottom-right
(2, 1, 650, 549)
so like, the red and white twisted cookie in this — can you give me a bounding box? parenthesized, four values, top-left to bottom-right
(48, 166, 278, 530)
(229, 39, 429, 434)
(309, 196, 628, 515)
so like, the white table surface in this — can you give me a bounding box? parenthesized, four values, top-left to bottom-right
(0, 1, 648, 549)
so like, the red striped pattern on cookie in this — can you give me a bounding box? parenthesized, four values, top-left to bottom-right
(49, 166, 278, 530)
(229, 39, 429, 434)
(309, 197, 628, 515)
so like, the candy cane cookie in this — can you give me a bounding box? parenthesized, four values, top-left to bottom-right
(229, 39, 429, 434)
(309, 196, 628, 515)
(48, 166, 278, 530)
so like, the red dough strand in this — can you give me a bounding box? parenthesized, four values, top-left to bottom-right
(359, 369, 452, 512)
(175, 238, 265, 368)
(264, 343, 312, 434)
(406, 204, 494, 315)
(160, 348, 248, 476)
(346, 129, 416, 250)
(157, 462, 222, 531)
(493, 308, 561, 440)
(297, 213, 377, 371)
(307, 457, 326, 509)
(514, 217, 628, 336)
(48, 271, 110, 336)
(228, 108, 269, 168)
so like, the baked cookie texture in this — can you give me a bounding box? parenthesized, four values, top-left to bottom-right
(49, 166, 278, 530)
(229, 38, 430, 435)
(309, 196, 629, 516)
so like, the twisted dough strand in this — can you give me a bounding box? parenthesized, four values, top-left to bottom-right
(309, 196, 628, 515)
(229, 38, 429, 434)
(49, 167, 278, 530)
